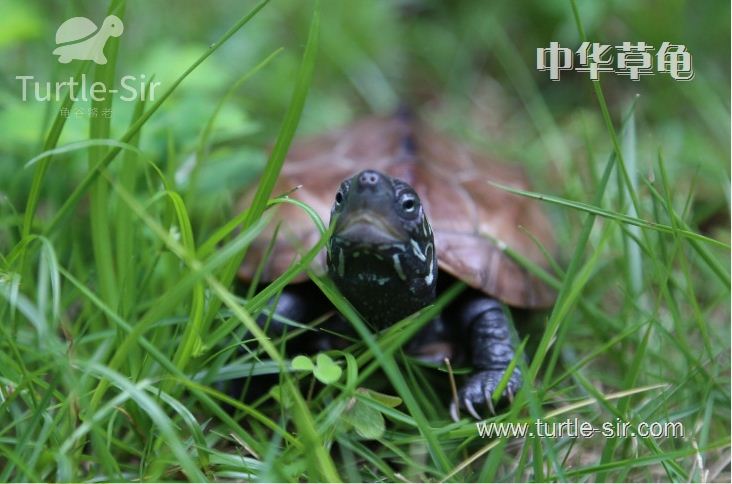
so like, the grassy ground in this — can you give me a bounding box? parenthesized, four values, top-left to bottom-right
(0, 0, 729, 481)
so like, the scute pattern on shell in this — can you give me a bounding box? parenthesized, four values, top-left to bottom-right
(238, 115, 557, 308)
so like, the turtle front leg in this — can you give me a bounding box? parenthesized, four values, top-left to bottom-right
(255, 283, 349, 352)
(451, 297, 522, 421)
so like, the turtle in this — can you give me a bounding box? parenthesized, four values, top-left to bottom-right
(237, 113, 556, 420)
(53, 15, 124, 65)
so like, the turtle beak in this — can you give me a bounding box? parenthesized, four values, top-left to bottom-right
(335, 210, 405, 244)
(333, 170, 409, 245)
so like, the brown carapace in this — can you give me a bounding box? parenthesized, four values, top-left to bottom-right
(238, 115, 556, 309)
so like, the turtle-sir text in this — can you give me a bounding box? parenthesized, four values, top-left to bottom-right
(15, 74, 160, 102)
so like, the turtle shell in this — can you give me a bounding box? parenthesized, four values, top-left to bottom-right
(55, 17, 98, 45)
(238, 115, 556, 308)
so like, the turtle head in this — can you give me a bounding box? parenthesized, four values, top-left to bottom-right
(326, 170, 437, 327)
(102, 15, 124, 37)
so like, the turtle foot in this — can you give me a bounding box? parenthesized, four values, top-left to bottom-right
(450, 368, 521, 421)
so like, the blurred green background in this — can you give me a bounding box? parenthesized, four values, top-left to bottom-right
(1, 0, 729, 234)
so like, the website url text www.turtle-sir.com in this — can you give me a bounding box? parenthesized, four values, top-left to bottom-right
(477, 417, 684, 439)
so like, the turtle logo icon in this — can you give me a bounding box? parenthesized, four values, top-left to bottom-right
(52, 15, 124, 65)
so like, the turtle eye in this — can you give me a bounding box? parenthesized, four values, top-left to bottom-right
(334, 181, 350, 210)
(334, 182, 349, 209)
(400, 193, 418, 213)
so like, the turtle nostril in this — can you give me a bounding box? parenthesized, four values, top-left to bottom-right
(358, 171, 381, 188)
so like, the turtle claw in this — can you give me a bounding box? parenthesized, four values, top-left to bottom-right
(449, 401, 460, 422)
(455, 368, 522, 419)
(484, 389, 496, 416)
(464, 398, 482, 420)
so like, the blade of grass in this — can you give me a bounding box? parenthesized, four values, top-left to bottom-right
(116, 84, 150, 381)
(87, 0, 125, 320)
(620, 107, 643, 294)
(527, 147, 616, 385)
(205, 205, 330, 349)
(98, 170, 341, 481)
(188, 47, 285, 207)
(552, 439, 728, 481)
(200, 2, 320, 345)
(58, 266, 284, 455)
(87, 171, 277, 403)
(164, 190, 205, 374)
(0, 376, 58, 482)
(572, 370, 685, 480)
(66, 362, 207, 481)
(568, 0, 643, 223)
(43, 0, 270, 235)
(151, 388, 212, 472)
(21, 61, 90, 238)
(489, 182, 728, 250)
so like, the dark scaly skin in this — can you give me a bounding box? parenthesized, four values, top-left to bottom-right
(326, 170, 437, 328)
(326, 169, 521, 419)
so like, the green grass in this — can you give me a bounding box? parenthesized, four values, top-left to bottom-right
(0, 0, 729, 482)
